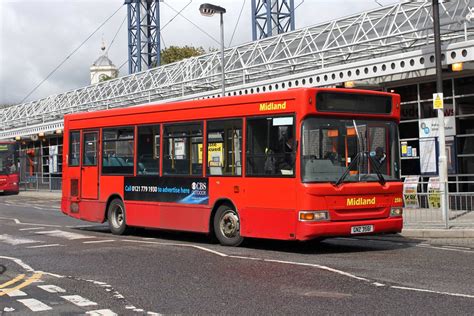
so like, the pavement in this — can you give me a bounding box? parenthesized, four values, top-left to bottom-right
(12, 190, 474, 246)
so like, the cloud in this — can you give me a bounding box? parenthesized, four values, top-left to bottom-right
(0, 0, 394, 105)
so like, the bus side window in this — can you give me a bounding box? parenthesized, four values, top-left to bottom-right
(163, 122, 203, 176)
(69, 131, 81, 167)
(207, 119, 242, 176)
(137, 125, 160, 176)
(246, 116, 295, 177)
(102, 127, 134, 175)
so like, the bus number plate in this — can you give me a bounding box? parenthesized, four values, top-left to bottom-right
(351, 225, 374, 234)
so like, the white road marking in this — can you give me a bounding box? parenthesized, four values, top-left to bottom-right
(61, 295, 98, 307)
(441, 245, 471, 250)
(83, 239, 115, 244)
(3, 307, 15, 312)
(86, 310, 118, 316)
(121, 239, 474, 300)
(122, 239, 229, 257)
(0, 256, 35, 272)
(17, 298, 53, 312)
(0, 216, 61, 227)
(0, 234, 40, 245)
(38, 285, 66, 293)
(391, 286, 474, 299)
(19, 227, 45, 231)
(415, 244, 473, 254)
(6, 290, 27, 297)
(263, 258, 371, 282)
(35, 230, 95, 240)
(26, 244, 62, 249)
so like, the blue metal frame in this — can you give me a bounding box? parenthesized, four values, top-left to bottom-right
(125, 0, 161, 74)
(251, 0, 295, 40)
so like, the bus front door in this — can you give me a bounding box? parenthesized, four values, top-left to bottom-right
(80, 131, 99, 200)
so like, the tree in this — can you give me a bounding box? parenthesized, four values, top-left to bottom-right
(160, 45, 206, 65)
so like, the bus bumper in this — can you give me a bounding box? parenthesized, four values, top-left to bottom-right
(296, 217, 403, 241)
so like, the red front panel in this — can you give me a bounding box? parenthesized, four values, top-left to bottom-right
(294, 182, 403, 240)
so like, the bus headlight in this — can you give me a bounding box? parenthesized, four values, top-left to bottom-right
(299, 211, 329, 222)
(390, 207, 403, 217)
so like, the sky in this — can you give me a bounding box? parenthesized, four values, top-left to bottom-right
(0, 0, 397, 105)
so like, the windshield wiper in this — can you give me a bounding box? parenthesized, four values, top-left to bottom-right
(335, 152, 361, 187)
(367, 153, 386, 186)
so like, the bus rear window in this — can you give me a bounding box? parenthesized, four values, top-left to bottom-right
(316, 92, 392, 114)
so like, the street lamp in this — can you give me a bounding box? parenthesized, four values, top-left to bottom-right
(432, 0, 449, 226)
(199, 3, 226, 96)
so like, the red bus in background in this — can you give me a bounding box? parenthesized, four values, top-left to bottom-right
(0, 141, 20, 194)
(61, 88, 403, 246)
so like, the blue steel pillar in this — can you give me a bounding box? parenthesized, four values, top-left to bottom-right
(251, 0, 295, 41)
(125, 0, 161, 74)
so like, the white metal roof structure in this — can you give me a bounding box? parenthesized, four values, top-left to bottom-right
(1, 0, 473, 139)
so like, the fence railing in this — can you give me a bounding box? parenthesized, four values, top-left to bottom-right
(404, 191, 474, 228)
(20, 174, 62, 192)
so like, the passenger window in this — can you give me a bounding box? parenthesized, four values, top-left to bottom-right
(246, 116, 295, 176)
(207, 119, 242, 176)
(83, 132, 98, 166)
(137, 125, 160, 175)
(163, 123, 203, 175)
(102, 127, 134, 174)
(69, 131, 80, 166)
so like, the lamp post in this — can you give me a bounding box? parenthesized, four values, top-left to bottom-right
(199, 3, 226, 96)
(432, 0, 449, 227)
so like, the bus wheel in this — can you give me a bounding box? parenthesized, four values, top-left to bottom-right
(107, 199, 128, 235)
(213, 205, 243, 247)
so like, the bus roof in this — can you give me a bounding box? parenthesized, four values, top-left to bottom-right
(64, 88, 399, 124)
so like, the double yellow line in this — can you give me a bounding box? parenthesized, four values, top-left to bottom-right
(0, 273, 43, 296)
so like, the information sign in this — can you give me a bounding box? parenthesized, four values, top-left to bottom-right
(433, 93, 444, 109)
(427, 177, 441, 209)
(403, 176, 419, 208)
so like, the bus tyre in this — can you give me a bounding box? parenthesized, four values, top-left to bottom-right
(107, 199, 128, 235)
(213, 205, 243, 247)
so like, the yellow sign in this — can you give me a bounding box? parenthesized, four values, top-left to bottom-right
(433, 93, 444, 109)
(346, 197, 376, 206)
(259, 101, 287, 111)
(427, 177, 441, 209)
(208, 143, 223, 166)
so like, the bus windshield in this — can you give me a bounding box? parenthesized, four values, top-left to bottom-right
(0, 144, 18, 175)
(301, 117, 400, 183)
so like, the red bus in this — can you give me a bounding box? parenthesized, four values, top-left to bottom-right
(0, 141, 20, 194)
(61, 88, 403, 246)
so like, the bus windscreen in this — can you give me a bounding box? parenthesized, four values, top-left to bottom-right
(316, 92, 392, 114)
(0, 144, 18, 175)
